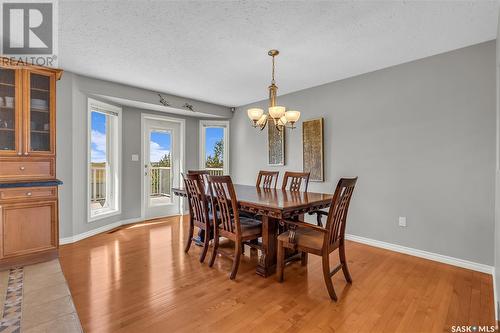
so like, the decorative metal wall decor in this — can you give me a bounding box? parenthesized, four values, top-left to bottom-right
(268, 119, 285, 165)
(302, 118, 324, 181)
(158, 93, 195, 112)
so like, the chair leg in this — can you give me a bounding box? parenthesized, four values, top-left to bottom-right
(339, 243, 352, 283)
(277, 240, 284, 282)
(301, 252, 308, 266)
(184, 218, 194, 253)
(230, 241, 242, 280)
(199, 229, 210, 263)
(208, 228, 219, 267)
(316, 214, 323, 227)
(322, 254, 338, 301)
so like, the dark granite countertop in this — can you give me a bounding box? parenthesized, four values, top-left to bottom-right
(0, 180, 63, 188)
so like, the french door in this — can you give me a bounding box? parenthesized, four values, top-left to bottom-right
(143, 117, 180, 219)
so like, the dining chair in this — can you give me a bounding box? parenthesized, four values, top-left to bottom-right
(276, 177, 358, 301)
(282, 171, 310, 192)
(207, 175, 263, 280)
(240, 170, 279, 219)
(187, 170, 210, 184)
(281, 171, 310, 229)
(183, 173, 212, 263)
(256, 170, 279, 189)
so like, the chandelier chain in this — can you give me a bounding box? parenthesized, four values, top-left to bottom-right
(271, 55, 275, 85)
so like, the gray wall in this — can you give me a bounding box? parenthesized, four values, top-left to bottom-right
(56, 72, 230, 238)
(495, 10, 500, 317)
(231, 41, 496, 266)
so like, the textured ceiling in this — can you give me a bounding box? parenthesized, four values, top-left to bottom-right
(59, 1, 499, 107)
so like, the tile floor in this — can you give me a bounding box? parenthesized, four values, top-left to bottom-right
(0, 260, 82, 333)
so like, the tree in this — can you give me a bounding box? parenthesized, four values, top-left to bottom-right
(205, 139, 223, 168)
(152, 153, 171, 168)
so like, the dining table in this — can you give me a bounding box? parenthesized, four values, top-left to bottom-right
(171, 184, 334, 277)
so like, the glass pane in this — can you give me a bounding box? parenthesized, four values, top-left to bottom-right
(0, 68, 16, 151)
(149, 131, 171, 205)
(204, 127, 224, 175)
(90, 112, 108, 209)
(29, 73, 51, 151)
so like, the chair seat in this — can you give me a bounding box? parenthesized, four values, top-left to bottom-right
(277, 227, 324, 251)
(238, 217, 262, 237)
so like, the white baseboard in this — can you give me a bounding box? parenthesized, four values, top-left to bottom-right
(59, 217, 143, 245)
(345, 234, 494, 275)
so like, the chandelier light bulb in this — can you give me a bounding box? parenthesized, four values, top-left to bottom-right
(247, 108, 264, 121)
(257, 114, 268, 126)
(279, 116, 288, 125)
(285, 110, 300, 123)
(269, 106, 286, 119)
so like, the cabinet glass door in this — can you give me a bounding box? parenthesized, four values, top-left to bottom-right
(0, 68, 19, 154)
(27, 71, 53, 154)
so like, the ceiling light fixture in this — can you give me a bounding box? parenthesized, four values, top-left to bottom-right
(247, 50, 300, 131)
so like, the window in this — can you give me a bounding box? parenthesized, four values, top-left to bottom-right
(88, 98, 122, 221)
(199, 120, 229, 175)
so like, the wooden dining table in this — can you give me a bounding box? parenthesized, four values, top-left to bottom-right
(172, 184, 334, 277)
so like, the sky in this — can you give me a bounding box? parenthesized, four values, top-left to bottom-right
(205, 127, 223, 160)
(149, 131, 170, 162)
(90, 112, 107, 163)
(91, 112, 224, 164)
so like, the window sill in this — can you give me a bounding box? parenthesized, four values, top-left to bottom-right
(88, 208, 121, 223)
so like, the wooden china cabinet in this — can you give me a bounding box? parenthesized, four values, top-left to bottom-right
(0, 58, 62, 269)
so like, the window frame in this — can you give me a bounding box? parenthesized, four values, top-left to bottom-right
(199, 120, 230, 175)
(87, 98, 122, 222)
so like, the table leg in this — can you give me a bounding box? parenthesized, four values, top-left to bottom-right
(256, 215, 277, 277)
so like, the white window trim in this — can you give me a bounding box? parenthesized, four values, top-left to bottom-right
(199, 120, 230, 175)
(87, 98, 122, 223)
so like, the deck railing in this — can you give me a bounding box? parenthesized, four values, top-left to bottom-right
(91, 165, 221, 203)
(205, 168, 224, 176)
(90, 164, 107, 204)
(150, 166, 171, 197)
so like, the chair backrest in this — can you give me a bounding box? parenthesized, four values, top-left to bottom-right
(208, 175, 240, 235)
(187, 170, 210, 185)
(282, 171, 310, 192)
(256, 170, 279, 189)
(324, 177, 357, 249)
(183, 173, 210, 226)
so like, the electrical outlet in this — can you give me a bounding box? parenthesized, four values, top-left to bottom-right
(398, 216, 407, 227)
(131, 154, 139, 161)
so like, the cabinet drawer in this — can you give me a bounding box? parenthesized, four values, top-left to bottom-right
(0, 158, 54, 180)
(0, 186, 56, 202)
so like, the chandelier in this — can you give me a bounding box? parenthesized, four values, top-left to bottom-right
(247, 50, 300, 131)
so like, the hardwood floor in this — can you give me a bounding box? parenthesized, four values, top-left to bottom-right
(59, 215, 495, 333)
